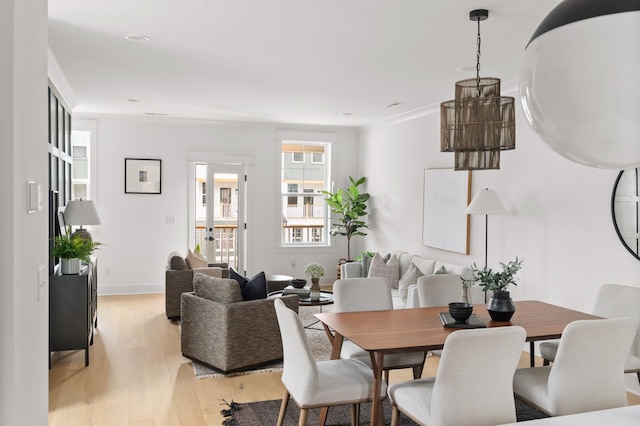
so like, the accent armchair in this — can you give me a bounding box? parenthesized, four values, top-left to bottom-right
(180, 283, 299, 373)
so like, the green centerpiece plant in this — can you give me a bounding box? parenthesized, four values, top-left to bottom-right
(470, 257, 523, 321)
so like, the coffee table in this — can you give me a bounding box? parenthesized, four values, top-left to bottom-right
(269, 290, 333, 329)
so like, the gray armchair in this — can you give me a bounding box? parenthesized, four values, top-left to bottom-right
(180, 291, 299, 373)
(165, 262, 229, 319)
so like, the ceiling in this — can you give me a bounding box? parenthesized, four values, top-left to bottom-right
(48, 0, 562, 128)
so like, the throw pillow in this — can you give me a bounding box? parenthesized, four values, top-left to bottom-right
(399, 264, 424, 304)
(169, 255, 188, 271)
(230, 268, 268, 301)
(185, 249, 207, 269)
(193, 273, 243, 304)
(435, 265, 448, 274)
(411, 258, 437, 276)
(368, 253, 400, 289)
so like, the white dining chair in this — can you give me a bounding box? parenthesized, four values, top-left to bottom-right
(514, 317, 636, 416)
(333, 277, 427, 382)
(273, 298, 386, 426)
(388, 325, 526, 426)
(539, 284, 640, 383)
(416, 274, 484, 308)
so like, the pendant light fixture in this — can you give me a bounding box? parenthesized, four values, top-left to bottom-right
(441, 9, 516, 170)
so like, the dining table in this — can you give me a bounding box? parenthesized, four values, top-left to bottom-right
(315, 300, 601, 426)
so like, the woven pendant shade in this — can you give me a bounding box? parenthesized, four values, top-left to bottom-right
(440, 10, 516, 170)
(455, 149, 500, 170)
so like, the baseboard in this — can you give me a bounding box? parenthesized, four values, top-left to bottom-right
(98, 283, 164, 296)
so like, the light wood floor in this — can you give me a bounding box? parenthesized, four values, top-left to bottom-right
(48, 293, 640, 426)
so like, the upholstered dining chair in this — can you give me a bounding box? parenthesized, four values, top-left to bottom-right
(388, 325, 526, 426)
(333, 277, 427, 382)
(514, 317, 636, 417)
(273, 298, 386, 426)
(416, 274, 484, 308)
(539, 284, 640, 383)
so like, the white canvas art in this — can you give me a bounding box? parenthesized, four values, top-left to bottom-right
(422, 169, 470, 254)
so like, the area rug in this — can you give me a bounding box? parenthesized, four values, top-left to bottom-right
(192, 305, 333, 379)
(219, 397, 549, 425)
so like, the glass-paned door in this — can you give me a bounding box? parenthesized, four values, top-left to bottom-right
(193, 163, 245, 272)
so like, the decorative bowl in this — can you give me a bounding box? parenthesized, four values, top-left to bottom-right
(448, 302, 473, 323)
(290, 278, 307, 289)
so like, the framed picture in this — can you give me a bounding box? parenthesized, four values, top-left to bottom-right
(125, 158, 162, 194)
(422, 168, 471, 254)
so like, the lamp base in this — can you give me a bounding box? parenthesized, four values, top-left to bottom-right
(71, 228, 92, 241)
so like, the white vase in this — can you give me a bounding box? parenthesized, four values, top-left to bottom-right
(61, 258, 81, 274)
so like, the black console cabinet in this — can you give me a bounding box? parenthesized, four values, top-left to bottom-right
(49, 260, 97, 367)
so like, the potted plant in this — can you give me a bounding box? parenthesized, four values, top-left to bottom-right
(321, 176, 370, 262)
(51, 227, 103, 274)
(470, 257, 523, 321)
(304, 262, 326, 301)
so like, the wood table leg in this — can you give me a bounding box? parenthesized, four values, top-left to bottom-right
(530, 341, 535, 367)
(369, 351, 384, 426)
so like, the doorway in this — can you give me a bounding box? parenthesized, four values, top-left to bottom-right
(192, 163, 246, 273)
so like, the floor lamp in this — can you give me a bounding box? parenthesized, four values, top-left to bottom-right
(465, 188, 507, 301)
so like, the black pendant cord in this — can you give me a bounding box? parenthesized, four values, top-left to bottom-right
(484, 213, 489, 303)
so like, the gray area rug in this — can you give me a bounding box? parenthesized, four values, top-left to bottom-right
(220, 397, 549, 425)
(192, 305, 333, 379)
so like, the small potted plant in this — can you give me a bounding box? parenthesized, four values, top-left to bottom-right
(51, 226, 102, 274)
(304, 262, 326, 301)
(470, 257, 523, 321)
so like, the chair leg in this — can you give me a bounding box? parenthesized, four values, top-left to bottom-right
(412, 363, 424, 379)
(298, 408, 309, 426)
(277, 389, 290, 426)
(542, 358, 550, 366)
(636, 371, 640, 385)
(391, 405, 400, 426)
(350, 403, 360, 426)
(384, 369, 390, 384)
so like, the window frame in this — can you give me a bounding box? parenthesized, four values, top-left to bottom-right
(277, 130, 334, 249)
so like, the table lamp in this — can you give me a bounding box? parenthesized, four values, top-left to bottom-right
(64, 199, 103, 241)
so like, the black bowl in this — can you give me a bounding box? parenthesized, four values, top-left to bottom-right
(448, 302, 473, 323)
(290, 278, 307, 289)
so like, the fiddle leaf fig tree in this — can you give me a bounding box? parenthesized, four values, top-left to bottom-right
(321, 176, 370, 260)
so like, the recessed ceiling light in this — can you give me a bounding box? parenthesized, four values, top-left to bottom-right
(144, 112, 168, 116)
(457, 65, 475, 72)
(127, 99, 140, 103)
(385, 102, 403, 108)
(125, 34, 151, 42)
(340, 112, 352, 116)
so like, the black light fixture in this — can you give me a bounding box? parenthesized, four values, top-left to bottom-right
(441, 9, 516, 170)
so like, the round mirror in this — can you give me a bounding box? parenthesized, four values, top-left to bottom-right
(612, 169, 640, 260)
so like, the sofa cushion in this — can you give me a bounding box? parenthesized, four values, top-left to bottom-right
(185, 249, 208, 268)
(399, 264, 424, 304)
(434, 260, 471, 276)
(368, 253, 400, 289)
(435, 265, 448, 274)
(411, 257, 437, 276)
(170, 255, 188, 271)
(193, 273, 243, 304)
(230, 268, 268, 301)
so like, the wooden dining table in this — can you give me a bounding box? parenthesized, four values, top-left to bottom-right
(315, 300, 600, 426)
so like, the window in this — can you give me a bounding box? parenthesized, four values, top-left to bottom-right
(201, 181, 206, 206)
(279, 133, 332, 247)
(311, 152, 324, 164)
(71, 130, 91, 200)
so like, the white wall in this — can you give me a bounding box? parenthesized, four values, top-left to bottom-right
(78, 115, 359, 294)
(0, 0, 49, 424)
(359, 103, 640, 314)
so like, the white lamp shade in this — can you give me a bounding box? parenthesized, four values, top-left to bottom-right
(64, 199, 103, 226)
(465, 189, 507, 215)
(520, 4, 640, 169)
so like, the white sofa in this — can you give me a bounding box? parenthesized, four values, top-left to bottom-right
(341, 251, 480, 309)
